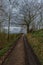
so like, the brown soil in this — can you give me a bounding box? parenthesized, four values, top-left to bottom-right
(2, 36, 25, 65)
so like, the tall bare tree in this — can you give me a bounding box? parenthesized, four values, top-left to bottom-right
(19, 0, 42, 33)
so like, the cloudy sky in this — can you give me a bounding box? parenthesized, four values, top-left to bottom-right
(1, 0, 42, 33)
(4, 27, 21, 33)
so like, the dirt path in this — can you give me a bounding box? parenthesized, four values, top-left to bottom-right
(24, 37, 41, 65)
(1, 35, 41, 65)
(2, 36, 25, 65)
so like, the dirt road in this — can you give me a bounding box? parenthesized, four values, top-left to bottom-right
(1, 35, 41, 65)
(2, 36, 25, 65)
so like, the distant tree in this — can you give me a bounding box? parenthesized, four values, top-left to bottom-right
(37, 0, 43, 29)
(0, 0, 4, 32)
(19, 0, 42, 33)
(0, 0, 11, 40)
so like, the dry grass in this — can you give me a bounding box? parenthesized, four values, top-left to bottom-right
(26, 30, 43, 65)
(0, 33, 18, 48)
(0, 32, 21, 57)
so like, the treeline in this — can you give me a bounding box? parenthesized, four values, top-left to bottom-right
(0, 0, 43, 34)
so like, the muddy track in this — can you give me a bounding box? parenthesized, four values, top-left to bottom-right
(1, 35, 41, 65)
(23, 36, 41, 65)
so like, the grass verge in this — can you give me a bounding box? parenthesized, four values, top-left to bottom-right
(26, 29, 43, 65)
(0, 33, 21, 57)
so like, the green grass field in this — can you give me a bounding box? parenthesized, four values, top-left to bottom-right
(26, 29, 43, 65)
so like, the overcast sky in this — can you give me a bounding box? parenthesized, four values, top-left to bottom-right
(2, 0, 42, 33)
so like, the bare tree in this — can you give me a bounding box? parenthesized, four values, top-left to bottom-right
(0, 0, 43, 35)
(0, 0, 3, 32)
(0, 0, 11, 40)
(19, 0, 42, 33)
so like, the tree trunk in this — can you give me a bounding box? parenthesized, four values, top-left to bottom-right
(7, 15, 10, 41)
(27, 25, 29, 33)
(0, 22, 1, 32)
(7, 24, 10, 41)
